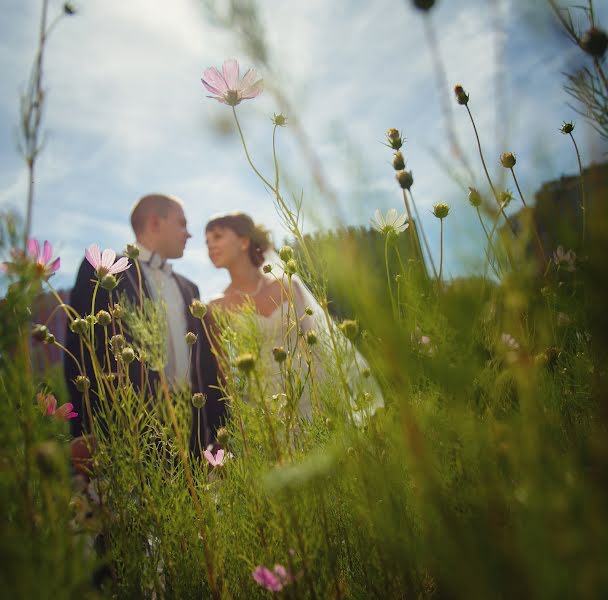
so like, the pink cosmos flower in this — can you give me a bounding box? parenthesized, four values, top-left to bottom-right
(201, 58, 263, 106)
(252, 564, 292, 592)
(203, 447, 225, 467)
(1, 239, 60, 280)
(85, 244, 130, 278)
(37, 393, 78, 420)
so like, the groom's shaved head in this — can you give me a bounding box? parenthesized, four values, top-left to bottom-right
(130, 193, 183, 234)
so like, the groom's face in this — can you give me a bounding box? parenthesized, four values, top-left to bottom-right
(157, 204, 191, 259)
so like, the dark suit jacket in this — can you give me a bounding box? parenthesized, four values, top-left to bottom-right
(64, 257, 225, 457)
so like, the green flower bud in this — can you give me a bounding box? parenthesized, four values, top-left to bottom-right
(185, 331, 198, 345)
(560, 121, 574, 135)
(395, 169, 414, 190)
(216, 426, 230, 445)
(189, 300, 207, 319)
(279, 245, 294, 262)
(63, 2, 76, 16)
(284, 259, 297, 276)
(468, 187, 482, 207)
(45, 333, 56, 345)
(111, 303, 124, 319)
(339, 319, 359, 342)
(32, 324, 49, 342)
(306, 330, 318, 346)
(124, 243, 140, 259)
(263, 264, 273, 274)
(96, 310, 112, 327)
(235, 352, 256, 373)
(454, 84, 469, 105)
(386, 128, 403, 150)
(69, 318, 88, 336)
(110, 334, 126, 354)
(121, 347, 135, 364)
(85, 314, 97, 327)
(392, 151, 405, 171)
(100, 274, 118, 290)
(433, 203, 450, 219)
(305, 306, 314, 316)
(75, 375, 90, 392)
(500, 152, 516, 168)
(499, 191, 513, 207)
(581, 27, 608, 59)
(192, 392, 206, 409)
(272, 346, 287, 363)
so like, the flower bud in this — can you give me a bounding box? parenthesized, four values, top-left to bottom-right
(111, 303, 124, 319)
(32, 324, 49, 342)
(121, 347, 135, 364)
(124, 243, 140, 259)
(279, 245, 294, 262)
(192, 392, 206, 409)
(263, 264, 273, 274)
(386, 128, 403, 150)
(96, 310, 112, 327)
(306, 330, 318, 346)
(454, 84, 469, 105)
(63, 2, 76, 15)
(468, 187, 482, 207)
(499, 191, 513, 207)
(392, 151, 405, 171)
(45, 333, 56, 345)
(272, 113, 287, 127)
(100, 274, 118, 290)
(185, 331, 198, 345)
(432, 203, 450, 219)
(560, 121, 574, 135)
(110, 334, 126, 354)
(339, 319, 359, 341)
(284, 259, 297, 276)
(189, 299, 207, 319)
(272, 346, 287, 363)
(362, 367, 371, 379)
(75, 375, 90, 392)
(235, 352, 256, 373)
(500, 152, 516, 168)
(85, 314, 97, 327)
(216, 426, 230, 445)
(305, 306, 314, 316)
(395, 169, 414, 190)
(581, 27, 608, 58)
(70, 318, 88, 336)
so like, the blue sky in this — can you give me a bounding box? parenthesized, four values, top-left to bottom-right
(1, 0, 607, 299)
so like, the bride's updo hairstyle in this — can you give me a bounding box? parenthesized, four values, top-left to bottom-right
(205, 212, 272, 267)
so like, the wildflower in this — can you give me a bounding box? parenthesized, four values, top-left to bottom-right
(272, 113, 287, 126)
(370, 208, 408, 236)
(263, 264, 273, 274)
(339, 319, 359, 341)
(499, 190, 513, 207)
(284, 259, 297, 276)
(120, 347, 135, 364)
(279, 245, 294, 262)
(560, 121, 575, 135)
(111, 303, 124, 319)
(468, 187, 482, 207)
(201, 58, 263, 106)
(386, 128, 403, 150)
(37, 393, 78, 420)
(85, 244, 130, 279)
(306, 330, 318, 346)
(96, 310, 112, 327)
(392, 151, 405, 171)
(252, 564, 293, 592)
(204, 447, 225, 467)
(272, 346, 287, 363)
(395, 169, 414, 190)
(553, 246, 576, 272)
(69, 318, 88, 336)
(74, 375, 90, 392)
(85, 314, 97, 327)
(3, 239, 61, 280)
(580, 27, 608, 58)
(500, 152, 516, 168)
(454, 84, 469, 105)
(185, 331, 198, 345)
(432, 203, 450, 219)
(216, 427, 230, 445)
(236, 352, 256, 373)
(124, 243, 140, 259)
(109, 334, 126, 355)
(190, 299, 208, 320)
(192, 393, 206, 409)
(501, 333, 520, 351)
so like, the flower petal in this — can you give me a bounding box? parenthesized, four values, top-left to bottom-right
(27, 239, 40, 259)
(41, 241, 52, 264)
(207, 95, 229, 104)
(386, 208, 398, 224)
(215, 448, 225, 464)
(108, 256, 130, 275)
(202, 67, 228, 93)
(238, 68, 259, 90)
(101, 248, 116, 269)
(55, 402, 75, 420)
(46, 395, 57, 415)
(240, 79, 264, 99)
(48, 257, 61, 273)
(222, 58, 239, 89)
(85, 244, 101, 269)
(203, 449, 215, 465)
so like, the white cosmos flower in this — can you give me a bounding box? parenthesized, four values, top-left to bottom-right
(370, 209, 409, 236)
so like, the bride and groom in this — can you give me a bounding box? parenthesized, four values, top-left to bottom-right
(65, 193, 380, 463)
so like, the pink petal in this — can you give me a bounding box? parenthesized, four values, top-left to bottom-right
(85, 244, 101, 269)
(202, 67, 228, 93)
(238, 68, 259, 90)
(201, 78, 224, 97)
(239, 79, 263, 99)
(222, 58, 239, 89)
(109, 256, 130, 275)
(27, 239, 40, 259)
(46, 396, 57, 415)
(41, 241, 52, 264)
(207, 95, 228, 104)
(54, 402, 74, 419)
(48, 257, 61, 273)
(203, 449, 215, 465)
(101, 248, 116, 270)
(67, 412, 78, 419)
(215, 449, 225, 464)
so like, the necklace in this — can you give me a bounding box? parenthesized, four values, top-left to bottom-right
(230, 277, 265, 297)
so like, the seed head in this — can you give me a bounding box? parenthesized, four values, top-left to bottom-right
(305, 306, 314, 316)
(45, 333, 56, 345)
(272, 113, 287, 127)
(432, 203, 450, 219)
(69, 318, 88, 336)
(185, 331, 198, 345)
(63, 2, 76, 15)
(100, 274, 118, 290)
(279, 245, 294, 262)
(110, 334, 126, 354)
(284, 259, 297, 276)
(121, 347, 135, 364)
(263, 264, 273, 274)
(499, 190, 513, 207)
(468, 187, 482, 207)
(581, 27, 608, 58)
(124, 243, 140, 259)
(272, 346, 287, 363)
(560, 121, 575, 135)
(75, 375, 90, 392)
(189, 299, 207, 320)
(85, 314, 97, 327)
(216, 426, 230, 445)
(395, 169, 414, 190)
(454, 84, 469, 105)
(500, 152, 516, 169)
(339, 319, 359, 341)
(111, 303, 124, 319)
(236, 352, 256, 373)
(362, 367, 371, 379)
(192, 393, 206, 409)
(96, 310, 112, 326)
(392, 151, 405, 171)
(306, 330, 318, 345)
(32, 324, 49, 342)
(386, 128, 403, 150)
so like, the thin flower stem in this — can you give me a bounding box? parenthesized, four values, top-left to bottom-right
(476, 208, 502, 278)
(400, 190, 417, 259)
(385, 235, 397, 317)
(272, 123, 280, 192)
(568, 131, 587, 245)
(439, 218, 444, 286)
(408, 189, 438, 278)
(465, 105, 515, 233)
(509, 167, 527, 207)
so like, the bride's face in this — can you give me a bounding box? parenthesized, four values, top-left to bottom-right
(206, 226, 249, 269)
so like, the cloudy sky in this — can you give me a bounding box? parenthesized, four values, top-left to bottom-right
(1, 0, 607, 298)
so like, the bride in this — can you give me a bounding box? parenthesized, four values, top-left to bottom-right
(205, 211, 382, 422)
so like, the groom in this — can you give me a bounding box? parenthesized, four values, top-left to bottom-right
(64, 193, 225, 460)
